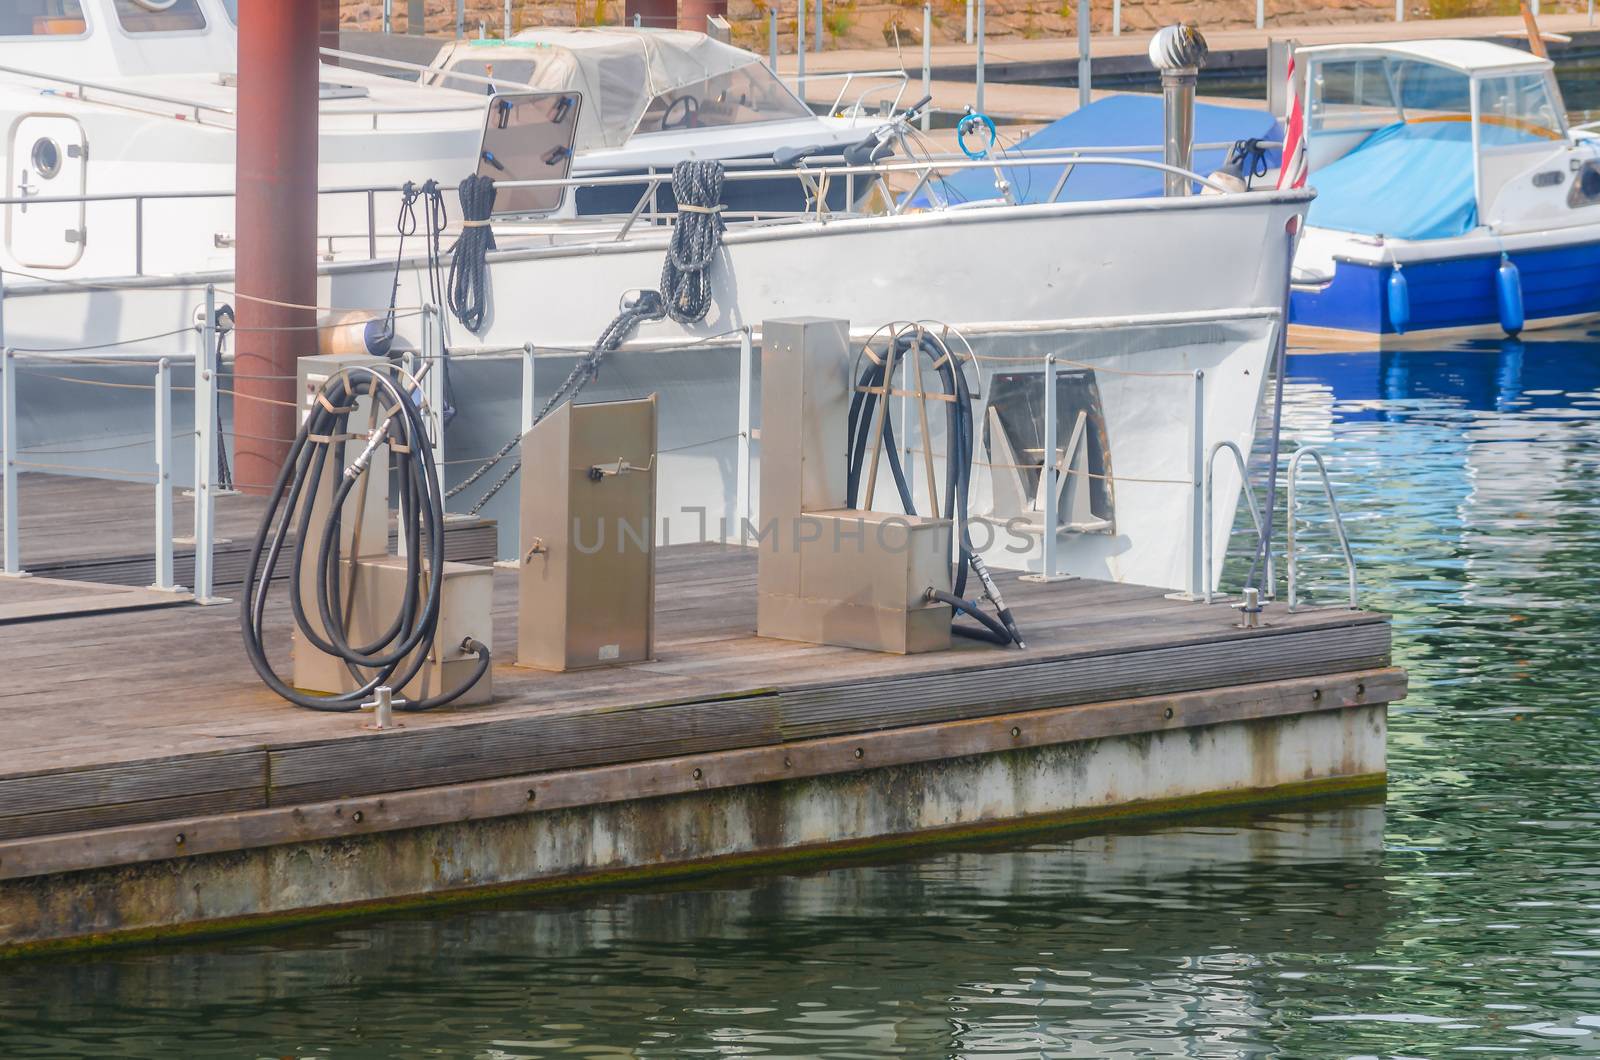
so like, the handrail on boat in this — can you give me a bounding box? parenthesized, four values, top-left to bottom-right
(0, 61, 236, 125)
(1203, 440, 1276, 606)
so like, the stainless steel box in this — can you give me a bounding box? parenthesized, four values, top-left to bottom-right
(755, 318, 952, 655)
(517, 395, 657, 671)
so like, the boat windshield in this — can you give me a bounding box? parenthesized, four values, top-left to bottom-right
(634, 62, 813, 134)
(1476, 72, 1565, 142)
(113, 0, 207, 33)
(0, 1, 87, 37)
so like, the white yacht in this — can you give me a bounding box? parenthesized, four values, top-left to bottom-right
(0, 0, 1312, 595)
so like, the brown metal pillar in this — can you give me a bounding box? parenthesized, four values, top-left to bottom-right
(675, 0, 726, 30)
(234, 0, 320, 491)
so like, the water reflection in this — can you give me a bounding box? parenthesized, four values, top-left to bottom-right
(4, 333, 1600, 1056)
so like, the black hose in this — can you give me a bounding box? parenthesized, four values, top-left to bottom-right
(845, 325, 1025, 649)
(449, 174, 497, 333)
(239, 364, 490, 712)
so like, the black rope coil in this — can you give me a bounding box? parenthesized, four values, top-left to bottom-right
(448, 174, 497, 333)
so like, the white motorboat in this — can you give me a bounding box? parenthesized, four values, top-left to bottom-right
(1288, 40, 1600, 345)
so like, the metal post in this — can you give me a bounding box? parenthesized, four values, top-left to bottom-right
(1168, 368, 1205, 600)
(1, 346, 21, 577)
(520, 343, 537, 436)
(922, 4, 933, 131)
(152, 358, 176, 593)
(1077, 0, 1091, 110)
(383, 0, 392, 32)
(456, 0, 465, 38)
(769, 8, 777, 69)
(1113, 0, 1120, 35)
(1036, 354, 1060, 581)
(966, 0, 973, 43)
(423, 305, 447, 499)
(797, 0, 807, 89)
(193, 284, 219, 602)
(1396, 0, 1403, 21)
(975, 0, 985, 115)
(736, 328, 753, 543)
(505, 0, 513, 36)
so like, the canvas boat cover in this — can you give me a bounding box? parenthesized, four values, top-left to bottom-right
(437, 28, 796, 153)
(904, 94, 1281, 208)
(1306, 121, 1480, 241)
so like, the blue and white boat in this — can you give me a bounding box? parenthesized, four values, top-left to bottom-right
(1288, 40, 1600, 345)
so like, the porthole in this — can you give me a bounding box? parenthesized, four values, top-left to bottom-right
(31, 138, 61, 180)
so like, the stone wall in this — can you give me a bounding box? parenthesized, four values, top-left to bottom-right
(340, 0, 1575, 48)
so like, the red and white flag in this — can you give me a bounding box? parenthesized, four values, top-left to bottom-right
(1277, 54, 1308, 190)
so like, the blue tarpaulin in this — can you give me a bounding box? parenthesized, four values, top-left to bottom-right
(904, 94, 1281, 208)
(1306, 121, 1479, 241)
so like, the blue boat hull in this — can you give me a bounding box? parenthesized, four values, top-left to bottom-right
(1291, 237, 1600, 339)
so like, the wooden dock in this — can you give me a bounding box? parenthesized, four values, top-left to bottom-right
(0, 475, 1403, 956)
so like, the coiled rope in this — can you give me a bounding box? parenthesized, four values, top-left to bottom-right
(446, 159, 726, 516)
(448, 174, 497, 333)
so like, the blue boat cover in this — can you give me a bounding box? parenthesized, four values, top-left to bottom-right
(904, 94, 1281, 208)
(1306, 121, 1480, 241)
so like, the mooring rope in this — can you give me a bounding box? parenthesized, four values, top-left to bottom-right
(445, 159, 727, 516)
(448, 174, 497, 334)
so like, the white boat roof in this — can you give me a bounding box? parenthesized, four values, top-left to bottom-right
(431, 27, 801, 151)
(1296, 38, 1552, 76)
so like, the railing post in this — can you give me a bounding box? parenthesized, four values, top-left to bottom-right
(1077, 0, 1091, 110)
(520, 342, 537, 436)
(1256, 0, 1264, 30)
(922, 4, 933, 132)
(1021, 354, 1069, 584)
(797, 0, 807, 90)
(966, 0, 973, 43)
(1167, 368, 1205, 600)
(152, 358, 177, 592)
(815, 0, 823, 52)
(737, 327, 753, 544)
(504, 0, 512, 36)
(456, 0, 465, 38)
(1114, 0, 1121, 35)
(424, 304, 447, 503)
(1396, 0, 1403, 21)
(135, 197, 145, 277)
(193, 284, 219, 602)
(768, 9, 778, 70)
(1, 346, 23, 578)
(975, 0, 986, 115)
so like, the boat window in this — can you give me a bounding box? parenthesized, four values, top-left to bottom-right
(0, 1, 87, 38)
(635, 63, 811, 135)
(1310, 59, 1401, 132)
(440, 59, 539, 94)
(113, 0, 206, 33)
(221, 0, 236, 23)
(1392, 59, 1470, 116)
(1476, 73, 1566, 143)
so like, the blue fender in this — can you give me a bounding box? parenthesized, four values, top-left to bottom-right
(1496, 253, 1525, 337)
(1386, 265, 1410, 335)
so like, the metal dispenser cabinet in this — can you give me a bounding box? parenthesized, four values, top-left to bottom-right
(290, 353, 494, 706)
(518, 395, 658, 671)
(757, 318, 953, 654)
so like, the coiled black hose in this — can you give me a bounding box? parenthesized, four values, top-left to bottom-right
(845, 326, 1025, 648)
(239, 364, 490, 712)
(449, 174, 497, 333)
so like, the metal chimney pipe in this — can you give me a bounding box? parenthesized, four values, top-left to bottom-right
(1149, 25, 1209, 197)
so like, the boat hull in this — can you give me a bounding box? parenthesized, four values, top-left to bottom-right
(1, 191, 1307, 593)
(1290, 232, 1600, 346)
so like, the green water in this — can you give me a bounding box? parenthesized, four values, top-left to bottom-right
(3, 335, 1600, 1056)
